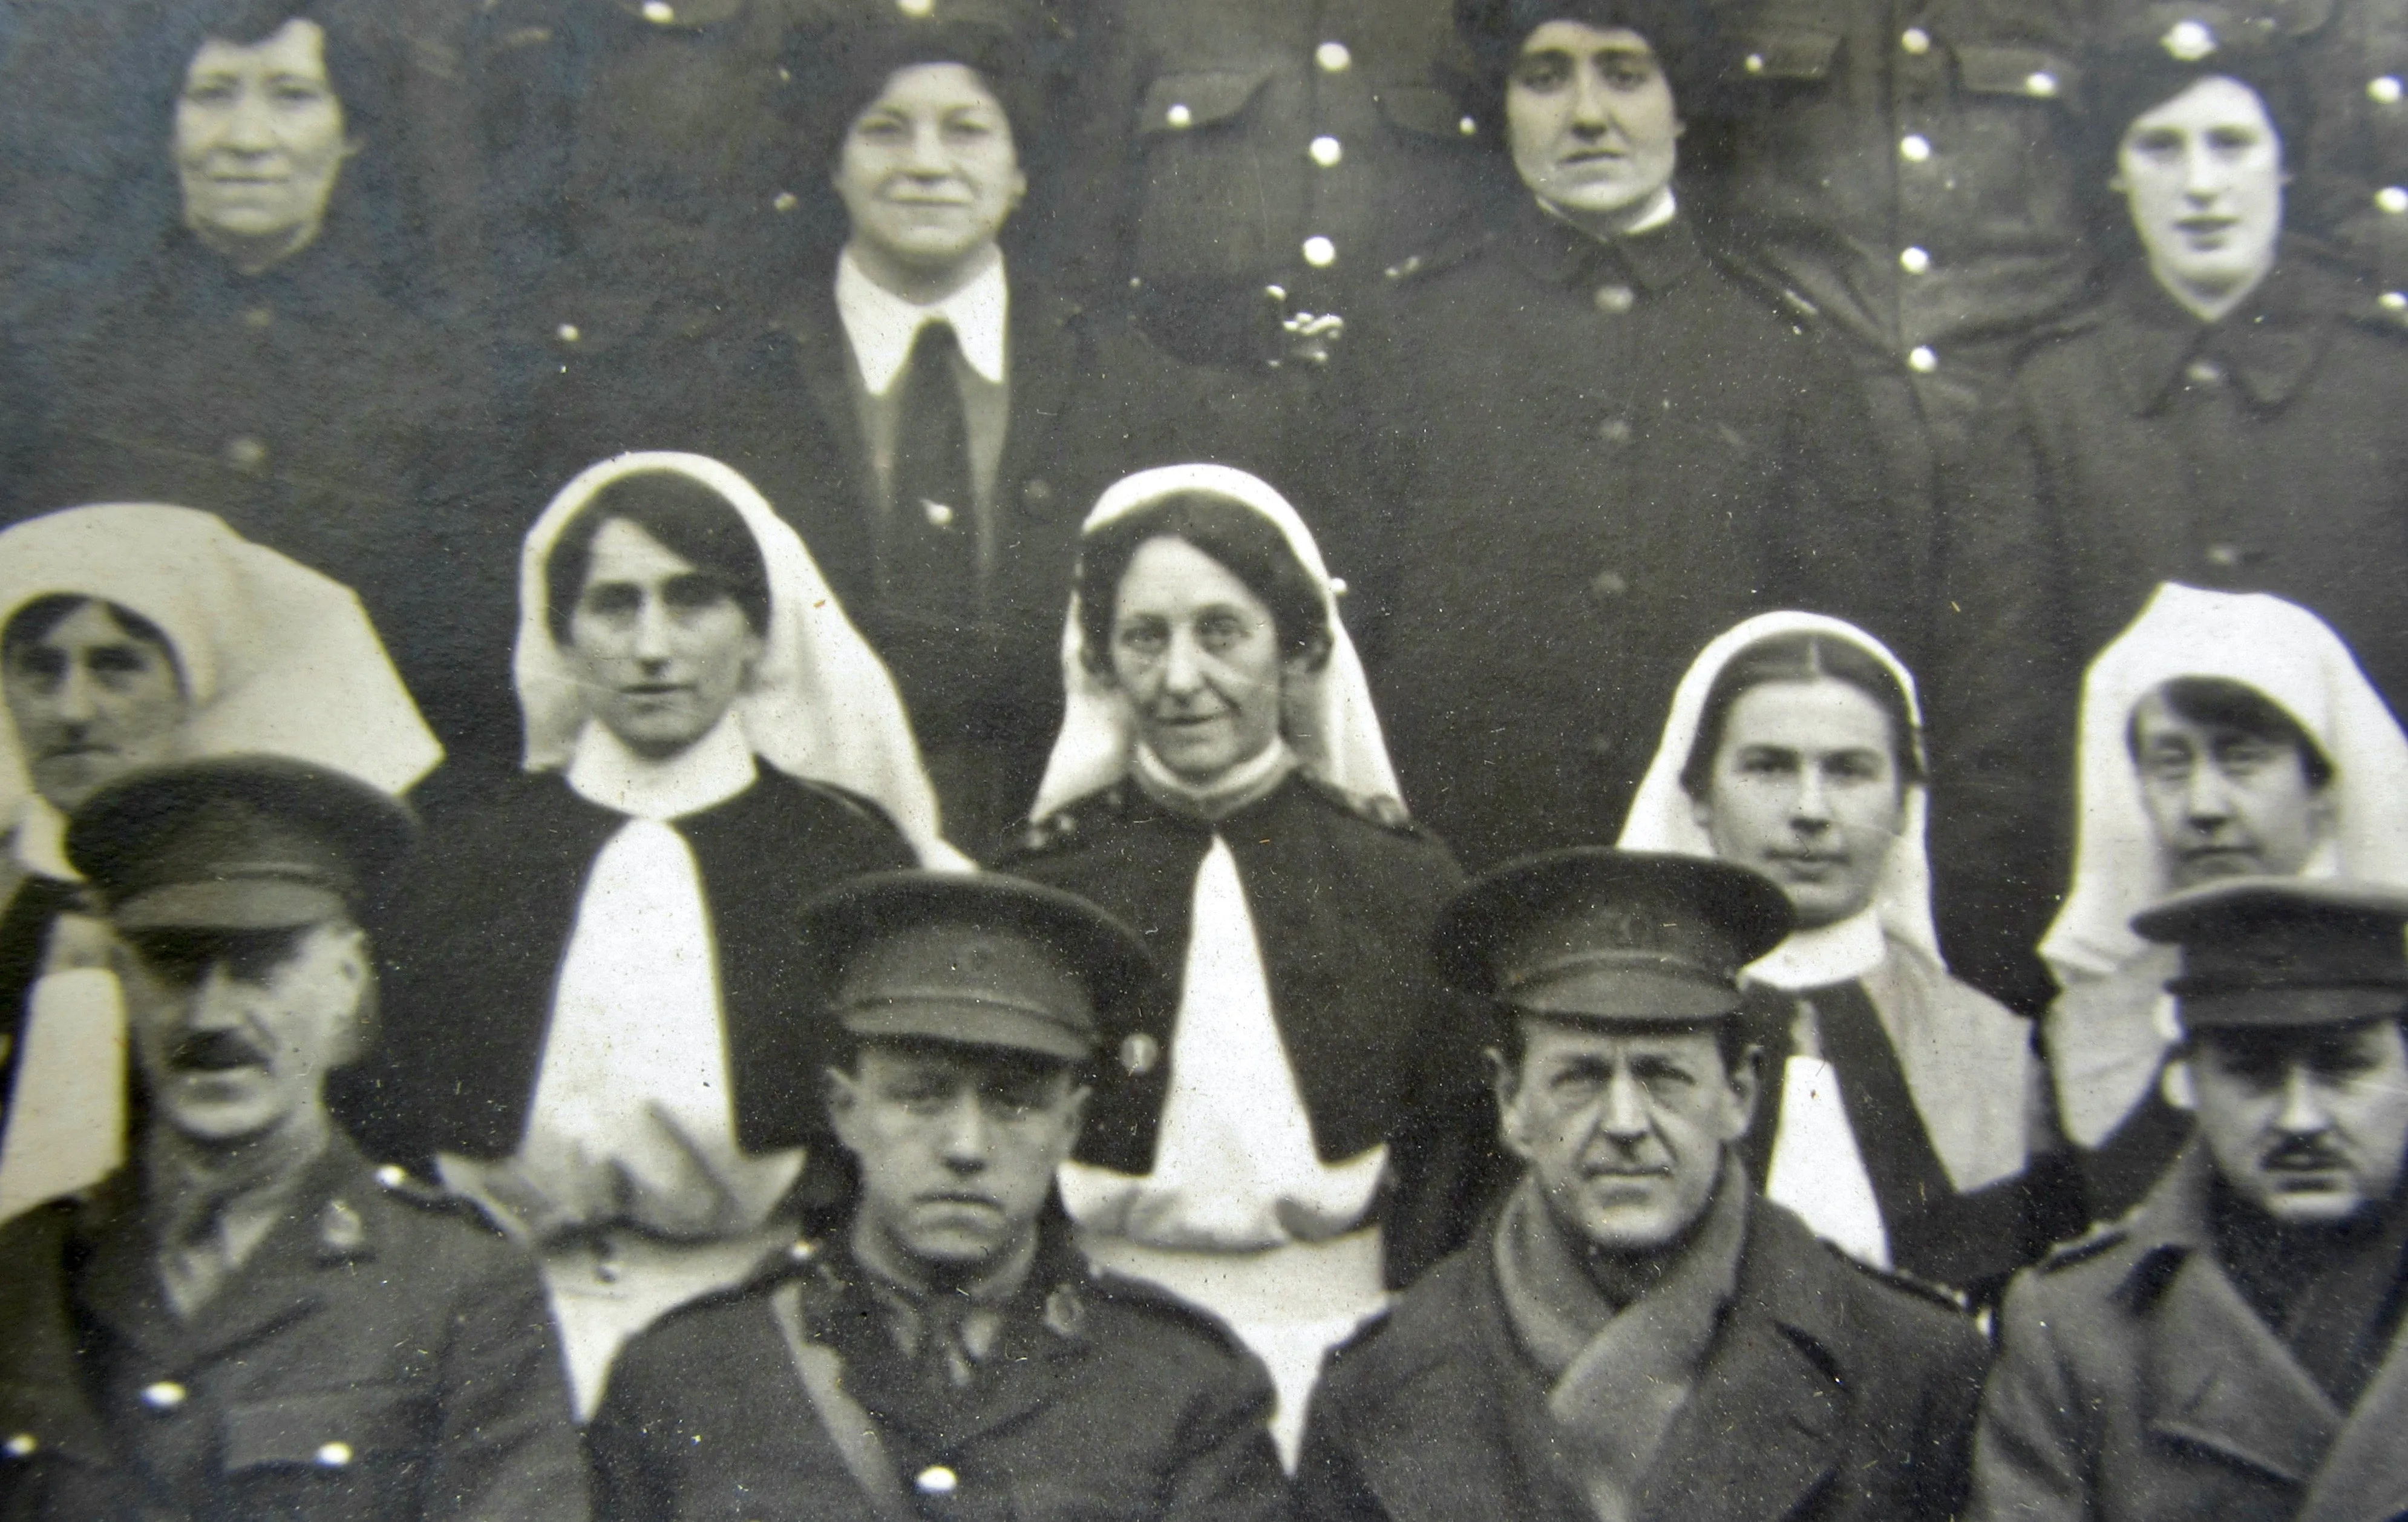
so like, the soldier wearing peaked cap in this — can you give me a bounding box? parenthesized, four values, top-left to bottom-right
(587, 871, 1290, 1522)
(1294, 848, 1988, 1522)
(1971, 877, 2408, 1522)
(0, 756, 589, 1522)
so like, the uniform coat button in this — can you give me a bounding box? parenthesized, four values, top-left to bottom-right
(2185, 358, 2225, 385)
(1906, 345, 1939, 373)
(1301, 236, 1337, 267)
(1899, 246, 1931, 274)
(916, 1465, 959, 1494)
(2380, 186, 2408, 215)
(1597, 417, 1632, 445)
(1899, 133, 1933, 162)
(1021, 478, 1054, 507)
(1309, 135, 1343, 167)
(224, 436, 269, 470)
(2372, 75, 2405, 105)
(1315, 41, 1351, 72)
(3, 1434, 36, 1458)
(2205, 542, 2246, 569)
(1900, 27, 1931, 53)
(1592, 283, 1635, 313)
(315, 1442, 353, 1468)
(1590, 569, 1629, 598)
(1166, 103, 1193, 128)
(141, 1382, 188, 1411)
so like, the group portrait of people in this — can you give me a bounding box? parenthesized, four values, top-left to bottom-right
(2, 0, 2408, 1515)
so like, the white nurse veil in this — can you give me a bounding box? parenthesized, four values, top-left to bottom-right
(2042, 583, 2408, 983)
(513, 451, 957, 864)
(1617, 610, 1941, 962)
(1030, 463, 1400, 819)
(0, 502, 443, 1221)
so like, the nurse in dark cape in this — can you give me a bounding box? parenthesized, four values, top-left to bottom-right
(1620, 612, 2049, 1294)
(345, 450, 953, 1411)
(990, 464, 1478, 1461)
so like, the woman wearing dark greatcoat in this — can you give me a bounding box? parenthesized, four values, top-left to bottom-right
(1936, 10, 2408, 964)
(1331, 0, 1899, 873)
(991, 464, 1482, 1463)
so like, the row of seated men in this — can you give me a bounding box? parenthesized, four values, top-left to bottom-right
(4, 0, 2408, 1023)
(0, 711, 2402, 1521)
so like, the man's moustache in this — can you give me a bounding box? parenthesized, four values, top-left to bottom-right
(169, 1031, 269, 1072)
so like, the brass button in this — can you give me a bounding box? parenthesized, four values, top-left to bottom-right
(2185, 358, 2225, 385)
(1597, 417, 1632, 445)
(1302, 235, 1337, 267)
(1316, 41, 1352, 72)
(1166, 103, 1193, 129)
(915, 1465, 959, 1495)
(1900, 27, 1931, 54)
(141, 1382, 188, 1411)
(1906, 345, 1938, 373)
(224, 436, 269, 470)
(315, 1442, 353, 1468)
(1309, 135, 1343, 167)
(2, 1434, 33, 1458)
(641, 1, 675, 21)
(924, 500, 956, 528)
(2380, 186, 2408, 215)
(771, 191, 798, 212)
(1899, 246, 1931, 274)
(1022, 478, 1055, 506)
(1899, 133, 1933, 162)
(1590, 569, 1629, 598)
(2372, 76, 2405, 105)
(2205, 542, 2245, 569)
(1592, 283, 1635, 314)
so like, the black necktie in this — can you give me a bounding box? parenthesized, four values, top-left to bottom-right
(882, 320, 977, 626)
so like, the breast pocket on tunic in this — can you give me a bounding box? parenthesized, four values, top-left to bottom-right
(221, 1385, 438, 1520)
(1133, 67, 1281, 280)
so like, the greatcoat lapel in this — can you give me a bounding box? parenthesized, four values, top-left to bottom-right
(2142, 1249, 2342, 1488)
(0, 1204, 114, 1469)
(2294, 1305, 2408, 1522)
(779, 284, 875, 514)
(1635, 1207, 1842, 1522)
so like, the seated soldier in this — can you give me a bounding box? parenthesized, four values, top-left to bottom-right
(2041, 585, 2408, 1222)
(0, 756, 586, 1520)
(1972, 878, 2408, 1520)
(1294, 848, 1988, 1522)
(586, 871, 1289, 1522)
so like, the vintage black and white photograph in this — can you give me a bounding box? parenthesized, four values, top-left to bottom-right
(1, 0, 2406, 1515)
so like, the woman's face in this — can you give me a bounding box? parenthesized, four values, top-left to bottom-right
(1507, 21, 1681, 232)
(3, 600, 189, 812)
(2116, 75, 2284, 317)
(175, 18, 356, 273)
(566, 518, 764, 759)
(834, 62, 1025, 287)
(1689, 678, 1908, 930)
(1107, 536, 1291, 786)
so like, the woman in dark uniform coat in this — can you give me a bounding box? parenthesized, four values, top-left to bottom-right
(5, 0, 512, 770)
(990, 464, 1482, 1461)
(1936, 11, 2408, 979)
(342, 452, 950, 1412)
(1330, 0, 1898, 874)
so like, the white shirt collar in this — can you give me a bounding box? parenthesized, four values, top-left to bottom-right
(834, 248, 1009, 398)
(1743, 907, 1888, 992)
(11, 795, 75, 881)
(1534, 183, 1678, 240)
(566, 715, 757, 822)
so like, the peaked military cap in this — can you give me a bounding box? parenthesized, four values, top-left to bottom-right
(1435, 848, 1791, 1022)
(67, 755, 417, 931)
(2133, 876, 2408, 1029)
(2082, 4, 2309, 154)
(796, 871, 1165, 1063)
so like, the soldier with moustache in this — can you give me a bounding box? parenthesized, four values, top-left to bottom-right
(1294, 850, 1988, 1522)
(586, 871, 1289, 1522)
(0, 757, 587, 1522)
(1971, 877, 2408, 1520)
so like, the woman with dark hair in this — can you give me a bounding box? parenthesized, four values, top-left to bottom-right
(1333, 0, 1898, 877)
(6, 0, 511, 773)
(0, 501, 439, 1221)
(993, 465, 1477, 1463)
(549, 0, 1288, 849)
(1621, 612, 2049, 1294)
(1939, 8, 2408, 994)
(348, 452, 950, 1412)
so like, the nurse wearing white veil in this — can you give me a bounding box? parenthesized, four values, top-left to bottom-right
(0, 503, 440, 1221)
(995, 465, 1476, 1463)
(1621, 611, 2040, 1289)
(351, 453, 949, 1411)
(2041, 583, 2408, 1221)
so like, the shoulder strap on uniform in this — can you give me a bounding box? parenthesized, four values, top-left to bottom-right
(768, 1281, 912, 1522)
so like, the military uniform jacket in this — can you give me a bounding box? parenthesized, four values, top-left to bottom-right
(1044, 0, 1491, 365)
(1336, 206, 1900, 870)
(586, 1224, 1291, 1522)
(339, 767, 915, 1172)
(1294, 1196, 1987, 1522)
(1969, 1146, 2408, 1522)
(0, 1138, 589, 1522)
(1698, 0, 2093, 369)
